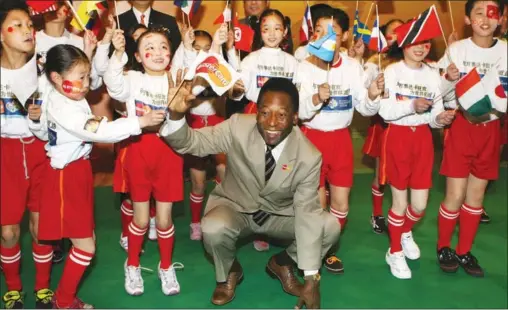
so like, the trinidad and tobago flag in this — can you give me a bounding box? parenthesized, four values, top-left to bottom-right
(395, 5, 443, 47)
(26, 1, 58, 16)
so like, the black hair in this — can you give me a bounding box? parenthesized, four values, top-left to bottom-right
(466, 0, 504, 17)
(45, 44, 90, 82)
(315, 8, 350, 33)
(130, 26, 172, 72)
(380, 19, 404, 37)
(0, 0, 30, 55)
(127, 23, 148, 40)
(258, 78, 299, 114)
(252, 9, 289, 51)
(0, 0, 29, 31)
(122, 23, 147, 69)
(193, 30, 213, 45)
(310, 3, 332, 26)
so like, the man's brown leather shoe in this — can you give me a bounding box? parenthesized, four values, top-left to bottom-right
(211, 262, 244, 306)
(265, 255, 303, 296)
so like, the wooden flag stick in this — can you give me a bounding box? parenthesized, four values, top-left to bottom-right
(186, 12, 191, 27)
(66, 0, 85, 30)
(327, 62, 330, 82)
(181, 9, 186, 27)
(435, 6, 452, 62)
(359, 2, 374, 41)
(226, 0, 232, 30)
(113, 0, 120, 29)
(352, 0, 359, 45)
(375, 4, 382, 72)
(447, 0, 455, 33)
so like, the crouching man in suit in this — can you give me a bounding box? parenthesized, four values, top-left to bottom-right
(160, 78, 341, 308)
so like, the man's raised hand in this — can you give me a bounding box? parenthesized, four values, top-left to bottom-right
(167, 69, 196, 118)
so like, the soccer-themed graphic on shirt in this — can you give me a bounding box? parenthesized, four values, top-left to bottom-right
(322, 95, 353, 112)
(135, 99, 167, 117)
(0, 98, 26, 117)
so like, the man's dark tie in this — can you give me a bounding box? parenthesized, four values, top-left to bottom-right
(252, 146, 276, 226)
(264, 145, 276, 182)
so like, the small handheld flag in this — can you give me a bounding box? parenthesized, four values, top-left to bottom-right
(307, 23, 336, 62)
(455, 68, 492, 117)
(214, 5, 232, 25)
(395, 5, 443, 47)
(174, 0, 202, 20)
(26, 1, 58, 16)
(353, 9, 371, 44)
(368, 6, 387, 52)
(69, 1, 102, 32)
(299, 2, 313, 43)
(233, 15, 254, 52)
(481, 68, 507, 114)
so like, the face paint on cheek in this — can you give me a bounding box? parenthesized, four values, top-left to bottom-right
(145, 53, 151, 59)
(7, 27, 13, 32)
(62, 80, 83, 94)
(423, 43, 431, 50)
(59, 7, 69, 18)
(487, 5, 500, 19)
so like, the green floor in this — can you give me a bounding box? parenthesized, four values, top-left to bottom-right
(1, 169, 507, 308)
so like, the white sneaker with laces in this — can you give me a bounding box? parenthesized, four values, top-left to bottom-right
(385, 249, 412, 279)
(119, 235, 128, 252)
(158, 262, 184, 296)
(253, 240, 269, 251)
(401, 231, 420, 260)
(124, 260, 144, 295)
(148, 217, 157, 241)
(190, 223, 202, 240)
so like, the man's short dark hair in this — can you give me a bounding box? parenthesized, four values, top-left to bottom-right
(466, 0, 504, 17)
(258, 78, 299, 113)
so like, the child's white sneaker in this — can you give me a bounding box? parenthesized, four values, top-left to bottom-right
(401, 231, 420, 260)
(386, 249, 412, 279)
(124, 260, 144, 295)
(158, 262, 184, 296)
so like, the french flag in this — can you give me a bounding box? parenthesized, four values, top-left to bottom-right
(299, 3, 313, 43)
(368, 7, 388, 52)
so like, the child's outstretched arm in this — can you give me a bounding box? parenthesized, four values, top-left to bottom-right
(47, 94, 165, 144)
(103, 30, 132, 103)
(93, 14, 116, 77)
(83, 30, 104, 90)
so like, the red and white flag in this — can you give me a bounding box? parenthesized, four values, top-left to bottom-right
(26, 0, 58, 16)
(368, 5, 388, 52)
(233, 15, 254, 52)
(214, 4, 231, 24)
(299, 2, 313, 43)
(395, 5, 443, 47)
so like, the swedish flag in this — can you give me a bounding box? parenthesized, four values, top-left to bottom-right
(353, 10, 371, 44)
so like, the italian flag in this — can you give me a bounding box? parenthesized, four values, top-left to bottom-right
(455, 68, 492, 117)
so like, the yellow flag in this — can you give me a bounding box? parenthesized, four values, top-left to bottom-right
(70, 1, 100, 31)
